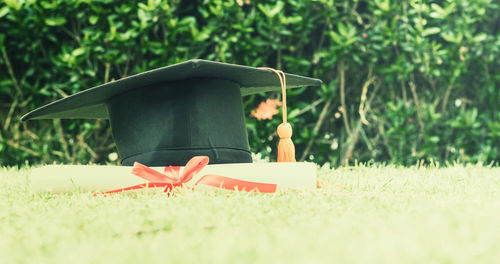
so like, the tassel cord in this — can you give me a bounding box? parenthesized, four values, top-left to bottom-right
(259, 67, 287, 124)
(259, 67, 296, 162)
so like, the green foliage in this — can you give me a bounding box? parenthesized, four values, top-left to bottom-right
(1, 0, 499, 166)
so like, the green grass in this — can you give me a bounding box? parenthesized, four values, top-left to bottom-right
(1, 164, 500, 263)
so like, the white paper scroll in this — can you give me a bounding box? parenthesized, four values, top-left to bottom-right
(30, 162, 317, 192)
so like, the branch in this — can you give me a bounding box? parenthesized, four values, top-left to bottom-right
(1, 47, 23, 97)
(408, 77, 425, 133)
(7, 140, 41, 157)
(339, 60, 352, 136)
(3, 97, 18, 131)
(299, 97, 333, 162)
(290, 98, 324, 118)
(54, 119, 71, 161)
(22, 122, 39, 140)
(378, 120, 393, 160)
(440, 82, 454, 113)
(343, 120, 362, 165)
(60, 26, 80, 43)
(342, 79, 380, 165)
(77, 134, 98, 161)
(401, 79, 408, 105)
(104, 63, 110, 83)
(358, 67, 374, 125)
(53, 87, 69, 98)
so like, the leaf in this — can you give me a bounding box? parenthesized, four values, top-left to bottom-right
(473, 33, 487, 42)
(337, 22, 347, 37)
(440, 31, 462, 43)
(269, 1, 284, 17)
(4, 0, 21, 10)
(72, 47, 85, 57)
(195, 28, 211, 42)
(431, 3, 445, 13)
(179, 16, 196, 26)
(329, 31, 342, 45)
(89, 15, 99, 25)
(258, 1, 284, 18)
(422, 27, 440, 36)
(45, 17, 67, 26)
(430, 3, 456, 19)
(375, 0, 390, 12)
(288, 109, 301, 119)
(430, 3, 445, 19)
(281, 16, 302, 24)
(0, 6, 9, 18)
(138, 8, 148, 25)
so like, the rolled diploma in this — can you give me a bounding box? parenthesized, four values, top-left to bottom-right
(30, 162, 317, 192)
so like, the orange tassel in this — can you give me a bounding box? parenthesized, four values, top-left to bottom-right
(277, 123, 296, 162)
(259, 67, 296, 162)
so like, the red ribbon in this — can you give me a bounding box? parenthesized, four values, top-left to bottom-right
(95, 156, 277, 195)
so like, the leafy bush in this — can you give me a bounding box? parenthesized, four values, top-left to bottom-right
(1, 0, 499, 166)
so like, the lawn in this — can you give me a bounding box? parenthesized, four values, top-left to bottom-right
(1, 164, 499, 263)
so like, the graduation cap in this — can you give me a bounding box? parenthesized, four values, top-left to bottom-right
(22, 59, 322, 166)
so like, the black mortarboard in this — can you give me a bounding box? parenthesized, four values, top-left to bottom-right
(22, 59, 322, 166)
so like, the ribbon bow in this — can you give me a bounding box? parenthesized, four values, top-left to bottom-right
(95, 156, 277, 195)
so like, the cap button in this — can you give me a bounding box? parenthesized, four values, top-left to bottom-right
(191, 59, 201, 69)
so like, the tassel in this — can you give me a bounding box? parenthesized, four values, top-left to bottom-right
(277, 122, 295, 162)
(259, 67, 296, 162)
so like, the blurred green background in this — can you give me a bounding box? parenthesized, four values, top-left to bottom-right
(0, 0, 499, 167)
